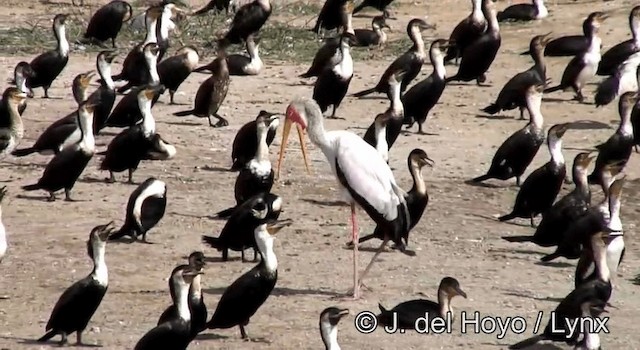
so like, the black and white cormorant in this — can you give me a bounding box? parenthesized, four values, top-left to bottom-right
(157, 251, 207, 337)
(497, 0, 548, 22)
(102, 83, 165, 130)
(353, 18, 433, 98)
(100, 85, 176, 184)
(482, 33, 551, 120)
(312, 0, 350, 35)
(446, 0, 500, 85)
(205, 220, 288, 339)
(597, 5, 640, 76)
(319, 307, 349, 350)
(155, 3, 183, 62)
(367, 113, 391, 162)
(197, 35, 263, 76)
(22, 97, 98, 201)
(192, 0, 232, 15)
(544, 12, 607, 103)
(402, 39, 449, 134)
(158, 46, 200, 104)
(444, 0, 486, 65)
(109, 177, 167, 243)
(313, 32, 356, 119)
(218, 0, 271, 49)
(37, 222, 115, 346)
(203, 193, 283, 260)
(0, 187, 6, 263)
(134, 265, 202, 350)
(0, 88, 27, 158)
(352, 0, 394, 18)
(115, 42, 161, 94)
(174, 50, 230, 127)
(90, 51, 118, 133)
(230, 110, 278, 171)
(363, 70, 405, 159)
(26, 14, 69, 98)
(353, 15, 389, 47)
(594, 52, 640, 107)
(503, 152, 594, 246)
(471, 83, 545, 186)
(377, 277, 467, 330)
(9, 61, 35, 112)
(499, 123, 569, 227)
(588, 91, 637, 185)
(82, 0, 133, 48)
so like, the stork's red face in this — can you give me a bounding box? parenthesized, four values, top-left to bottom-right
(276, 103, 311, 179)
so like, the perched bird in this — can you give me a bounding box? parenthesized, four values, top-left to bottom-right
(82, 0, 133, 48)
(206, 220, 289, 339)
(446, 0, 500, 85)
(218, 0, 272, 49)
(0, 88, 27, 158)
(0, 187, 7, 263)
(594, 52, 640, 107)
(497, 0, 548, 22)
(134, 265, 203, 350)
(353, 16, 390, 47)
(471, 84, 545, 186)
(158, 46, 200, 104)
(402, 39, 449, 134)
(319, 307, 349, 350)
(230, 111, 278, 171)
(109, 178, 167, 243)
(352, 19, 433, 98)
(444, 0, 486, 65)
(597, 6, 640, 76)
(26, 14, 70, 98)
(37, 222, 116, 346)
(352, 0, 394, 18)
(544, 12, 607, 102)
(377, 277, 467, 330)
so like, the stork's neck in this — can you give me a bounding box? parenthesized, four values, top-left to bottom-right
(306, 110, 330, 150)
(548, 136, 564, 167)
(91, 243, 108, 286)
(437, 290, 452, 319)
(320, 321, 340, 350)
(55, 23, 69, 57)
(175, 280, 191, 322)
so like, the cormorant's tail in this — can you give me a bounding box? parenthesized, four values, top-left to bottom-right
(482, 103, 501, 115)
(22, 184, 41, 191)
(377, 303, 388, 313)
(37, 330, 56, 342)
(229, 160, 243, 172)
(444, 75, 458, 83)
(540, 251, 560, 262)
(502, 235, 533, 243)
(298, 71, 314, 78)
(215, 206, 236, 218)
(11, 147, 36, 157)
(358, 233, 376, 244)
(202, 235, 223, 249)
(173, 110, 195, 117)
(543, 85, 563, 93)
(508, 335, 544, 349)
(470, 174, 491, 183)
(352, 2, 365, 15)
(108, 227, 133, 241)
(193, 65, 210, 73)
(498, 212, 517, 222)
(352, 87, 376, 98)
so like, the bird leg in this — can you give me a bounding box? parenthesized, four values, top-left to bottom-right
(357, 237, 389, 291)
(59, 332, 68, 346)
(351, 203, 359, 299)
(127, 169, 134, 184)
(106, 171, 116, 183)
(47, 192, 56, 202)
(210, 113, 229, 127)
(530, 214, 537, 228)
(64, 189, 75, 202)
(239, 325, 249, 340)
(169, 91, 176, 105)
(76, 331, 83, 345)
(516, 176, 521, 187)
(141, 232, 153, 244)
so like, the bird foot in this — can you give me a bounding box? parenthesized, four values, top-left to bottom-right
(210, 120, 229, 128)
(242, 337, 270, 343)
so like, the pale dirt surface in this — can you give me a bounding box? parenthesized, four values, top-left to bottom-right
(0, 0, 639, 349)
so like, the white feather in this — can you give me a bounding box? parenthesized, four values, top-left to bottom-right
(133, 180, 166, 230)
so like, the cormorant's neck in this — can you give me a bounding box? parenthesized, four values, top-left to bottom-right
(175, 281, 191, 322)
(526, 95, 544, 129)
(139, 99, 156, 137)
(471, 0, 484, 23)
(157, 8, 172, 42)
(483, 5, 499, 34)
(55, 23, 69, 57)
(15, 73, 28, 95)
(594, 241, 611, 283)
(78, 110, 96, 153)
(7, 100, 23, 132)
(572, 166, 590, 198)
(374, 121, 388, 161)
(389, 82, 403, 118)
(548, 136, 564, 167)
(146, 54, 160, 85)
(143, 16, 158, 45)
(320, 322, 340, 350)
(608, 191, 622, 232)
(409, 159, 427, 195)
(410, 27, 425, 57)
(631, 16, 640, 43)
(531, 47, 546, 77)
(437, 290, 452, 318)
(255, 125, 270, 162)
(617, 105, 633, 136)
(255, 227, 277, 273)
(98, 60, 115, 90)
(91, 242, 108, 286)
(257, 0, 272, 11)
(189, 274, 202, 301)
(430, 49, 446, 80)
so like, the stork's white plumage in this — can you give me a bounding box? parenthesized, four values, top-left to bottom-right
(277, 98, 409, 298)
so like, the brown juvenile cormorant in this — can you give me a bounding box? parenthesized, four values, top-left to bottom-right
(0, 88, 27, 158)
(597, 6, 640, 76)
(497, 0, 548, 22)
(313, 32, 356, 119)
(26, 14, 69, 98)
(353, 18, 433, 98)
(483, 33, 551, 120)
(444, 0, 486, 65)
(206, 221, 288, 340)
(109, 178, 167, 243)
(319, 307, 349, 350)
(402, 39, 449, 134)
(218, 0, 271, 49)
(158, 46, 200, 104)
(377, 277, 467, 330)
(82, 0, 133, 48)
(544, 12, 607, 103)
(37, 223, 115, 346)
(353, 16, 389, 47)
(230, 111, 278, 171)
(594, 52, 640, 107)
(471, 84, 545, 186)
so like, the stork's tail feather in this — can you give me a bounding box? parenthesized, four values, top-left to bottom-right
(37, 330, 56, 342)
(498, 213, 517, 222)
(508, 335, 544, 349)
(173, 110, 195, 117)
(11, 147, 36, 157)
(543, 85, 563, 93)
(352, 88, 376, 98)
(502, 235, 533, 243)
(22, 184, 41, 191)
(482, 103, 501, 115)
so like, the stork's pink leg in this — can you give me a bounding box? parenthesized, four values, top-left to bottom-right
(351, 203, 359, 299)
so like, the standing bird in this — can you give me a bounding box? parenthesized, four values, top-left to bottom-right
(109, 178, 167, 243)
(471, 84, 545, 186)
(353, 18, 433, 98)
(402, 39, 449, 134)
(499, 124, 570, 227)
(206, 221, 288, 339)
(594, 52, 640, 107)
(352, 0, 394, 18)
(312, 0, 350, 35)
(446, 0, 501, 86)
(192, 0, 232, 15)
(90, 51, 118, 133)
(0, 88, 27, 158)
(319, 307, 349, 350)
(544, 12, 607, 103)
(497, 0, 548, 22)
(377, 277, 467, 330)
(26, 14, 69, 98)
(82, 0, 133, 48)
(205, 35, 263, 76)
(529, 12, 594, 57)
(0, 187, 7, 263)
(277, 98, 410, 299)
(482, 33, 551, 120)
(597, 6, 640, 76)
(134, 265, 203, 350)
(230, 111, 278, 171)
(588, 91, 637, 185)
(503, 152, 594, 246)
(37, 222, 115, 346)
(218, 0, 272, 49)
(9, 61, 35, 112)
(102, 84, 164, 130)
(158, 46, 200, 105)
(116, 42, 161, 94)
(353, 16, 390, 47)
(173, 50, 230, 127)
(444, 0, 486, 65)
(22, 98, 98, 201)
(313, 32, 357, 119)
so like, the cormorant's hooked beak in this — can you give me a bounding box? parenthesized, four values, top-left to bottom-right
(454, 286, 467, 299)
(423, 155, 435, 167)
(552, 123, 571, 139)
(266, 218, 293, 235)
(98, 221, 116, 240)
(541, 32, 553, 45)
(276, 103, 311, 179)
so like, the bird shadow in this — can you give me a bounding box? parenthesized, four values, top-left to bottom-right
(490, 247, 545, 256)
(535, 260, 574, 268)
(542, 97, 570, 103)
(567, 120, 611, 130)
(194, 333, 229, 341)
(492, 342, 563, 350)
(77, 177, 112, 184)
(163, 121, 204, 127)
(352, 95, 387, 100)
(463, 179, 504, 188)
(169, 211, 211, 220)
(7, 337, 103, 347)
(200, 165, 230, 172)
(110, 289, 165, 295)
(203, 286, 342, 297)
(301, 198, 347, 207)
(632, 275, 640, 286)
(475, 114, 514, 120)
(15, 194, 54, 202)
(202, 256, 245, 263)
(503, 291, 564, 303)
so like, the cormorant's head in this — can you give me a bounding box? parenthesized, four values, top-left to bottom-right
(320, 307, 350, 327)
(408, 148, 435, 170)
(372, 15, 390, 30)
(87, 221, 116, 258)
(188, 251, 206, 271)
(4, 87, 27, 106)
(439, 277, 467, 300)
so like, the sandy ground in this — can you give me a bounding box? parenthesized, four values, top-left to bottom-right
(0, 0, 639, 349)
